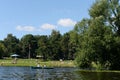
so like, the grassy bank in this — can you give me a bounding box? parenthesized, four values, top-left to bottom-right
(76, 69, 120, 73)
(0, 59, 75, 67)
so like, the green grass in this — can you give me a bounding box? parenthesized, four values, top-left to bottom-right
(76, 70, 120, 73)
(0, 59, 75, 67)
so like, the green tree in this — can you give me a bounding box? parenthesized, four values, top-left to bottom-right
(75, 0, 120, 70)
(36, 35, 49, 60)
(89, 0, 120, 36)
(49, 30, 62, 60)
(4, 34, 20, 57)
(60, 33, 70, 60)
(74, 19, 93, 68)
(0, 41, 6, 58)
(88, 0, 120, 70)
(20, 34, 37, 58)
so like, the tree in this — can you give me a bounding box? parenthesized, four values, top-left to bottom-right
(74, 18, 93, 68)
(88, 0, 120, 70)
(49, 30, 62, 60)
(75, 0, 120, 70)
(0, 42, 6, 58)
(36, 35, 49, 60)
(75, 16, 114, 69)
(20, 34, 37, 58)
(89, 0, 120, 36)
(60, 33, 70, 60)
(4, 34, 20, 57)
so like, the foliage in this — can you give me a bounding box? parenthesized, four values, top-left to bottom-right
(20, 34, 37, 58)
(74, 0, 120, 70)
(36, 35, 49, 60)
(0, 42, 6, 58)
(0, 30, 76, 60)
(49, 30, 62, 60)
(3, 34, 20, 57)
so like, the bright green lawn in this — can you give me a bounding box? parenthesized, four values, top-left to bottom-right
(0, 59, 75, 67)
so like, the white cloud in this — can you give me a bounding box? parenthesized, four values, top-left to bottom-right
(16, 18, 76, 32)
(57, 18, 76, 27)
(41, 23, 56, 30)
(16, 25, 36, 32)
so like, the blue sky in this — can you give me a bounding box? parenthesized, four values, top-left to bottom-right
(0, 0, 95, 40)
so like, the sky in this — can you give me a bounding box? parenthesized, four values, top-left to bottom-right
(0, 0, 95, 40)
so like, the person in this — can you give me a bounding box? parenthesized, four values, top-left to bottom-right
(0, 62, 3, 66)
(43, 65, 46, 67)
(14, 58, 17, 64)
(37, 63, 40, 67)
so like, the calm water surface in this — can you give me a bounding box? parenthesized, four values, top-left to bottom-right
(0, 66, 120, 80)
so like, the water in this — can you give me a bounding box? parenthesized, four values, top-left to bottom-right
(0, 67, 120, 80)
(0, 67, 78, 80)
(76, 71, 120, 80)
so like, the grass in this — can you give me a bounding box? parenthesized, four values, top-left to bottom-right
(76, 69, 120, 73)
(0, 59, 75, 67)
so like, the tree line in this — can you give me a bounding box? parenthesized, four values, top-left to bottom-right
(0, 30, 76, 60)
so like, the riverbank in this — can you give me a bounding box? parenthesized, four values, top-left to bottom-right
(0, 59, 75, 67)
(76, 69, 120, 73)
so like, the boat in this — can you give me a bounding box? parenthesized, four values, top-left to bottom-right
(31, 66, 54, 69)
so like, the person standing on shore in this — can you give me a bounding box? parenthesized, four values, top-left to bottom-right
(37, 63, 40, 67)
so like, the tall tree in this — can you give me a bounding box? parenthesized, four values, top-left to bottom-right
(36, 35, 49, 60)
(4, 34, 20, 56)
(89, 0, 120, 36)
(20, 34, 37, 58)
(49, 30, 62, 60)
(0, 42, 6, 58)
(89, 0, 120, 70)
(60, 33, 70, 60)
(75, 0, 120, 70)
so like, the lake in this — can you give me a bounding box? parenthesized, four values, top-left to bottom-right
(0, 66, 120, 80)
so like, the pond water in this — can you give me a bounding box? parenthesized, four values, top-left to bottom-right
(0, 66, 120, 80)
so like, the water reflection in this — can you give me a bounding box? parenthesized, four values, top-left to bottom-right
(76, 71, 120, 80)
(0, 67, 78, 80)
(0, 67, 120, 80)
(33, 68, 78, 80)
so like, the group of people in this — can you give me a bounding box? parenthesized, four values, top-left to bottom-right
(36, 59, 46, 67)
(36, 59, 40, 67)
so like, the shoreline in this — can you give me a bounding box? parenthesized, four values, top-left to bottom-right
(76, 69, 120, 73)
(0, 59, 75, 68)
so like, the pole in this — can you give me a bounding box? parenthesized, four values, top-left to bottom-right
(28, 44, 31, 59)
